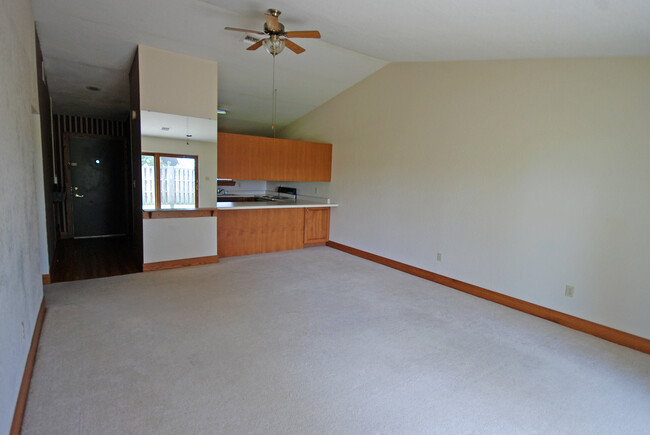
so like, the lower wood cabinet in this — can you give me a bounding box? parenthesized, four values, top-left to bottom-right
(218, 207, 331, 258)
(218, 208, 304, 258)
(304, 207, 330, 244)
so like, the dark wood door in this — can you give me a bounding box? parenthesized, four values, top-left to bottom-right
(69, 136, 127, 237)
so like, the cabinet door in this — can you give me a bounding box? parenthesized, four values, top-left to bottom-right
(218, 132, 332, 182)
(296, 141, 332, 182)
(218, 132, 278, 180)
(304, 208, 330, 244)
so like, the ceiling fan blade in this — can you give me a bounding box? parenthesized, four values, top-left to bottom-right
(284, 39, 306, 54)
(225, 27, 265, 35)
(246, 40, 264, 51)
(284, 31, 321, 39)
(264, 13, 281, 32)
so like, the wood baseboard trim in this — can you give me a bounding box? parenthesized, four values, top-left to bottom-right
(304, 242, 327, 248)
(11, 298, 46, 435)
(143, 255, 220, 272)
(42, 274, 51, 285)
(326, 241, 650, 354)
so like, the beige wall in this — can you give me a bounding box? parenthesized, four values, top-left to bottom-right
(142, 136, 218, 208)
(138, 44, 218, 120)
(0, 0, 44, 431)
(282, 58, 650, 339)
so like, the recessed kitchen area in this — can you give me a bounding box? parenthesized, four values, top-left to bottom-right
(140, 129, 337, 267)
(214, 132, 337, 258)
(136, 46, 338, 270)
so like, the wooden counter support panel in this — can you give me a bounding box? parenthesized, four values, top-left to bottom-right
(304, 207, 330, 244)
(218, 208, 305, 257)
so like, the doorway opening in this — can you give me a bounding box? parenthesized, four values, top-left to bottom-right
(49, 115, 141, 283)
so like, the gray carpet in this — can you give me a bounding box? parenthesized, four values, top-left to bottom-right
(23, 247, 650, 434)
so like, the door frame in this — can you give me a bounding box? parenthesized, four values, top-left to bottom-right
(62, 133, 130, 239)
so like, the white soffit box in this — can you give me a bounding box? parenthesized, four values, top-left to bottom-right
(141, 110, 217, 143)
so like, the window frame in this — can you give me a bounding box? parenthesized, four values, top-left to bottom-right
(142, 152, 199, 209)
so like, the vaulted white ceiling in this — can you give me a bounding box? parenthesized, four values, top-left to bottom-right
(31, 0, 650, 136)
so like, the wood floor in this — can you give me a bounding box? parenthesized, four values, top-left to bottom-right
(50, 236, 140, 283)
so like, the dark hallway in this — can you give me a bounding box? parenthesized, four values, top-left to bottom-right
(46, 114, 143, 284)
(50, 237, 140, 283)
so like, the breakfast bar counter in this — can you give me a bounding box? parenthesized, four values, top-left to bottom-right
(217, 199, 338, 211)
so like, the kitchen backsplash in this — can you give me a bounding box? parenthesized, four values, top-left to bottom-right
(218, 180, 267, 195)
(267, 181, 331, 200)
(218, 180, 331, 200)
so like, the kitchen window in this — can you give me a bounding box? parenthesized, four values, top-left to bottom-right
(142, 152, 198, 209)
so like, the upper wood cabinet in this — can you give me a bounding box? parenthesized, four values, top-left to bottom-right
(218, 132, 332, 181)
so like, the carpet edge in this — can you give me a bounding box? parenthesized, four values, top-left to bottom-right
(10, 297, 46, 435)
(326, 240, 650, 354)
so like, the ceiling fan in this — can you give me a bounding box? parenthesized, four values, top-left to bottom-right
(225, 9, 320, 56)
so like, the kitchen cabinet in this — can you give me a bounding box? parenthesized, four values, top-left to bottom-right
(304, 207, 330, 244)
(218, 132, 331, 181)
(218, 206, 332, 257)
(218, 208, 305, 257)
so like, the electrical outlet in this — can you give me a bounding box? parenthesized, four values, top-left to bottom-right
(21, 322, 25, 340)
(436, 253, 443, 262)
(315, 187, 318, 194)
(565, 285, 575, 298)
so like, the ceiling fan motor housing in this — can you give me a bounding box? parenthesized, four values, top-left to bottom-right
(264, 22, 285, 34)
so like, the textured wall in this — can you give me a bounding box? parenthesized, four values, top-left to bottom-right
(282, 58, 650, 339)
(0, 0, 45, 431)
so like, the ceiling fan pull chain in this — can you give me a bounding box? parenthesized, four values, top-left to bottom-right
(272, 53, 277, 138)
(225, 9, 320, 137)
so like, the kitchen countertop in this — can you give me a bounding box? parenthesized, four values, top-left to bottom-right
(217, 199, 338, 210)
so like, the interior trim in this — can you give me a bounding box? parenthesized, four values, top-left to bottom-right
(10, 298, 46, 435)
(142, 209, 218, 219)
(143, 255, 220, 271)
(42, 274, 51, 285)
(326, 241, 650, 354)
(304, 242, 327, 248)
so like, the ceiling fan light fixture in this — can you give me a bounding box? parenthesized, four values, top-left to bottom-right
(263, 36, 285, 56)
